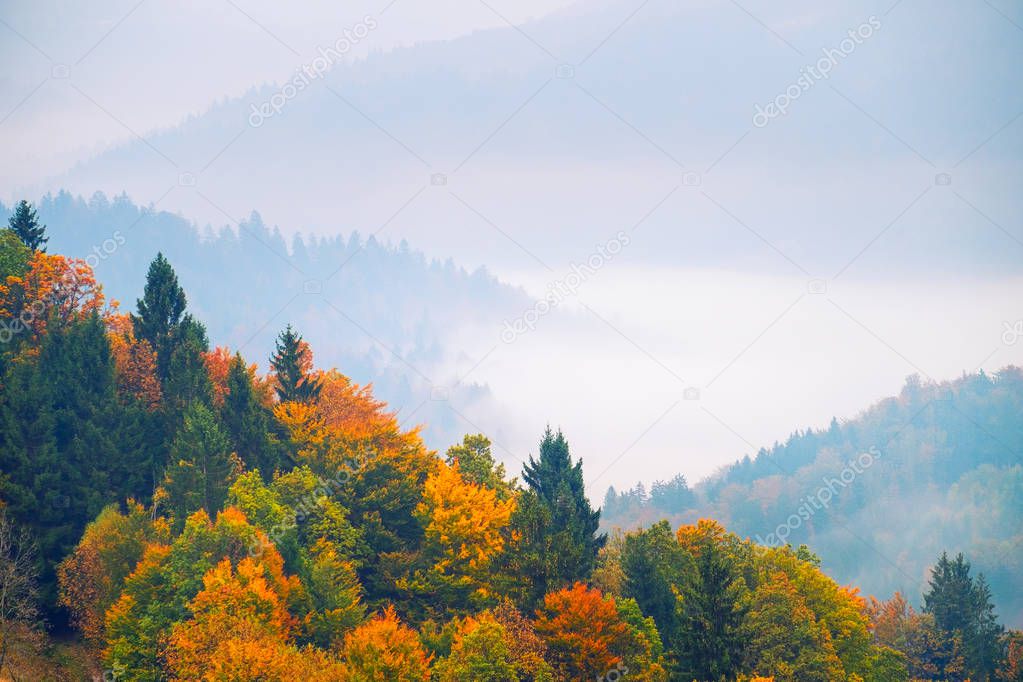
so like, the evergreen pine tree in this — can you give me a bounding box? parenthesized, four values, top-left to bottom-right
(7, 200, 47, 252)
(221, 352, 281, 479)
(923, 552, 1006, 680)
(511, 427, 606, 607)
(269, 324, 321, 403)
(131, 253, 187, 382)
(162, 316, 213, 411)
(0, 313, 133, 614)
(159, 402, 239, 526)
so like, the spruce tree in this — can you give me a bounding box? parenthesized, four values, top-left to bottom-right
(131, 253, 187, 382)
(7, 200, 47, 252)
(511, 427, 606, 606)
(159, 402, 238, 526)
(222, 352, 281, 479)
(0, 313, 131, 613)
(269, 324, 321, 403)
(923, 552, 1005, 680)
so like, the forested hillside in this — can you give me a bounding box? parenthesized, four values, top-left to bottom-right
(602, 369, 1023, 629)
(0, 208, 1020, 680)
(0, 191, 528, 448)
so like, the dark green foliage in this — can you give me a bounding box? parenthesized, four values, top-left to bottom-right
(511, 427, 606, 607)
(270, 324, 321, 403)
(221, 353, 282, 479)
(0, 313, 148, 613)
(924, 552, 1005, 680)
(160, 402, 238, 526)
(674, 531, 747, 681)
(162, 316, 212, 412)
(621, 521, 690, 659)
(7, 201, 47, 252)
(131, 253, 187, 383)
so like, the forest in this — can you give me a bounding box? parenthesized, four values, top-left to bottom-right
(0, 201, 1021, 681)
(601, 369, 1023, 629)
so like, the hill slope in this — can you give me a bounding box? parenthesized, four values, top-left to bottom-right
(602, 368, 1023, 627)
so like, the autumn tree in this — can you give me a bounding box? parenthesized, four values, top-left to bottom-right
(338, 606, 432, 681)
(57, 502, 169, 645)
(106, 313, 161, 409)
(534, 582, 657, 680)
(104, 507, 296, 680)
(998, 630, 1023, 681)
(511, 427, 606, 607)
(740, 571, 845, 682)
(165, 556, 343, 681)
(270, 324, 321, 403)
(402, 460, 515, 617)
(433, 613, 521, 681)
(0, 251, 104, 348)
(7, 200, 47, 252)
(227, 468, 365, 648)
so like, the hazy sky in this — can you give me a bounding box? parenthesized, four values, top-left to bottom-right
(2, 0, 1022, 494)
(0, 0, 580, 189)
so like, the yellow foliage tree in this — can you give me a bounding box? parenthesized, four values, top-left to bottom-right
(338, 606, 431, 681)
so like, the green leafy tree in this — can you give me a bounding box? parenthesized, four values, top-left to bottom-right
(7, 200, 47, 252)
(674, 522, 748, 681)
(445, 433, 515, 499)
(511, 427, 606, 607)
(269, 324, 321, 403)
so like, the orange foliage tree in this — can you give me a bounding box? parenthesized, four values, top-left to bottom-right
(0, 252, 105, 347)
(534, 582, 632, 679)
(165, 556, 343, 680)
(106, 313, 161, 408)
(338, 606, 432, 681)
(57, 502, 169, 646)
(203, 346, 233, 407)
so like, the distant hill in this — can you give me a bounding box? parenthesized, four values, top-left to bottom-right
(602, 368, 1023, 627)
(0, 191, 530, 449)
(37, 0, 1023, 276)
